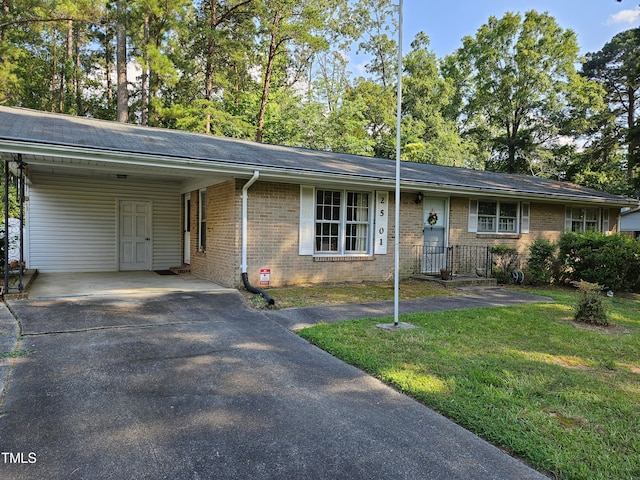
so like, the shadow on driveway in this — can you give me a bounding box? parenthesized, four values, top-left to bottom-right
(0, 290, 548, 479)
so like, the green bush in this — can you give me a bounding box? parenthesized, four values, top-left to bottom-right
(558, 231, 640, 292)
(574, 280, 608, 326)
(526, 239, 557, 285)
(490, 245, 519, 284)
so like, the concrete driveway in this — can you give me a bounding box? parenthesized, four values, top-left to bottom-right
(0, 277, 548, 479)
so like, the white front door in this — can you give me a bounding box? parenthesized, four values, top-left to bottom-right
(119, 200, 151, 271)
(183, 195, 191, 265)
(422, 198, 447, 274)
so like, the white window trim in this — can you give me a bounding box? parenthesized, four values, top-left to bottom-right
(299, 186, 375, 257)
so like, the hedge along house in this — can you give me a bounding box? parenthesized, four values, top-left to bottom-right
(0, 106, 637, 291)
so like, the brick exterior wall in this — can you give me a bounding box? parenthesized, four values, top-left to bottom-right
(240, 182, 423, 287)
(449, 197, 620, 252)
(186, 182, 622, 288)
(449, 197, 556, 253)
(189, 181, 239, 286)
(186, 180, 425, 288)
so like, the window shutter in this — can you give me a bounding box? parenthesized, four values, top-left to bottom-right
(521, 202, 530, 234)
(602, 208, 610, 232)
(468, 199, 478, 232)
(565, 207, 572, 232)
(299, 186, 315, 255)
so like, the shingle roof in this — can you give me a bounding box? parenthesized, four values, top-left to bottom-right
(0, 106, 635, 206)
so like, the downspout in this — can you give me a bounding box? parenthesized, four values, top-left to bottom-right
(241, 170, 275, 306)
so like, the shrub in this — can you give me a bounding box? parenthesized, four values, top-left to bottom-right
(558, 231, 640, 292)
(563, 232, 640, 290)
(526, 239, 557, 285)
(573, 280, 608, 326)
(490, 245, 519, 284)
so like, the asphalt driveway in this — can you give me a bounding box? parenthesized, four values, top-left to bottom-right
(0, 290, 548, 479)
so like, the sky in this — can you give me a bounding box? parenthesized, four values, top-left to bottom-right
(352, 0, 640, 74)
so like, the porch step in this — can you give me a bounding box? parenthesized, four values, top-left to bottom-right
(411, 274, 497, 288)
(170, 265, 191, 275)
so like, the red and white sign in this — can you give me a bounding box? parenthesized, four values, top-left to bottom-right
(259, 268, 271, 286)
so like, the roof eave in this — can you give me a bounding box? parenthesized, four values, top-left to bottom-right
(2, 139, 637, 208)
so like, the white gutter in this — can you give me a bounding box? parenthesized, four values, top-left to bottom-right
(241, 170, 260, 273)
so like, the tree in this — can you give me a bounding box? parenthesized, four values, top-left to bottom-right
(401, 32, 475, 167)
(582, 27, 640, 192)
(344, 77, 396, 158)
(128, 0, 191, 126)
(445, 10, 605, 174)
(116, 0, 129, 122)
(196, 0, 254, 134)
(353, 0, 396, 89)
(253, 0, 334, 143)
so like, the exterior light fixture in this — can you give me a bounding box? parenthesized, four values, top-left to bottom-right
(415, 192, 423, 204)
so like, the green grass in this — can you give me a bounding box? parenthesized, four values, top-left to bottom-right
(298, 287, 640, 479)
(245, 279, 452, 309)
(0, 349, 35, 358)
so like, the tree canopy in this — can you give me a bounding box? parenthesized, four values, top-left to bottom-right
(443, 11, 606, 175)
(1, 2, 638, 195)
(582, 27, 640, 194)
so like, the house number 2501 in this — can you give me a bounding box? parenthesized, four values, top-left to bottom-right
(375, 192, 388, 254)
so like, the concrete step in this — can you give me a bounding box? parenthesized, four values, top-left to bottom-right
(170, 265, 191, 274)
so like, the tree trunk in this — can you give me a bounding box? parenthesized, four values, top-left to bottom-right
(1, 0, 8, 40)
(141, 15, 149, 126)
(60, 20, 73, 113)
(149, 65, 158, 126)
(204, 1, 218, 134)
(105, 26, 113, 105)
(256, 12, 280, 143)
(116, 0, 129, 123)
(628, 85, 638, 180)
(74, 24, 82, 114)
(51, 30, 58, 112)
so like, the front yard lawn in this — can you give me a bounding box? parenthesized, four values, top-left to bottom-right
(298, 287, 640, 479)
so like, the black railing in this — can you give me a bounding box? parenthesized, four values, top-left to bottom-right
(413, 245, 495, 277)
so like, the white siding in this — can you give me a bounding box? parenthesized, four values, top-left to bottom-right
(620, 210, 640, 231)
(27, 174, 181, 272)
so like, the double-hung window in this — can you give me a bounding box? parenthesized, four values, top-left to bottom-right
(469, 199, 528, 234)
(566, 207, 601, 232)
(477, 201, 518, 233)
(315, 189, 371, 254)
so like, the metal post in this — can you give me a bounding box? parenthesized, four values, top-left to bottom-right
(18, 155, 24, 292)
(3, 159, 9, 294)
(393, 0, 404, 326)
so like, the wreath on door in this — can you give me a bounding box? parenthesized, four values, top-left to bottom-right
(427, 211, 438, 226)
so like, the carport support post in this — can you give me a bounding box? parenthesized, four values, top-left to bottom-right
(18, 156, 24, 292)
(3, 159, 9, 293)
